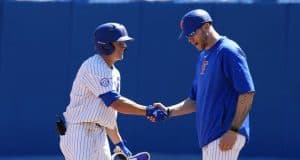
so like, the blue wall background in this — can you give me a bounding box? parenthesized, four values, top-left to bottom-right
(0, 1, 299, 158)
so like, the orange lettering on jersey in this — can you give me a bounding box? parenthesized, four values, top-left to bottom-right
(201, 61, 208, 75)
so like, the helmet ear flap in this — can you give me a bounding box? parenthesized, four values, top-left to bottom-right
(95, 41, 115, 55)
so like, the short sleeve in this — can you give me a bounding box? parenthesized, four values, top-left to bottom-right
(189, 79, 197, 100)
(80, 62, 116, 97)
(222, 47, 255, 94)
(99, 91, 121, 107)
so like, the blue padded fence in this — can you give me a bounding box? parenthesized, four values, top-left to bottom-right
(0, 1, 299, 158)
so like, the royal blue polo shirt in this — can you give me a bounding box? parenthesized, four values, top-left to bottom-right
(189, 37, 255, 148)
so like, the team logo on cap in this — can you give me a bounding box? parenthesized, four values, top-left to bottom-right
(100, 78, 110, 87)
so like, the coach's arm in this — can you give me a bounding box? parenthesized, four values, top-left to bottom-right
(230, 91, 255, 131)
(153, 98, 196, 117)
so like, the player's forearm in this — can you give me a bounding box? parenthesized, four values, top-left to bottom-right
(111, 97, 146, 115)
(105, 125, 122, 144)
(230, 92, 255, 130)
(168, 98, 196, 117)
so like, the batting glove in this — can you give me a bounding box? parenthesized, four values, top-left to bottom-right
(115, 141, 132, 157)
(146, 105, 168, 122)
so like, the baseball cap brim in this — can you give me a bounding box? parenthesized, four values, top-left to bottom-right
(178, 21, 203, 39)
(178, 27, 196, 39)
(117, 36, 134, 42)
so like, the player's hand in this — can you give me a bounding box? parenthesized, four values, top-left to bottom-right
(114, 141, 132, 157)
(219, 130, 237, 151)
(146, 105, 168, 122)
(152, 102, 170, 118)
(152, 102, 170, 122)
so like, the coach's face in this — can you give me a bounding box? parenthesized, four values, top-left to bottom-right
(187, 23, 209, 51)
(111, 41, 127, 61)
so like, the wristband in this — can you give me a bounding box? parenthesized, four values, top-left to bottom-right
(230, 126, 239, 132)
(167, 108, 170, 117)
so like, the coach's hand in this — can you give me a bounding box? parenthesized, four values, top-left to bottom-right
(152, 103, 167, 112)
(146, 105, 168, 122)
(219, 130, 237, 151)
(115, 141, 132, 157)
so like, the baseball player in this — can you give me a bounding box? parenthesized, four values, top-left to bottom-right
(150, 9, 255, 160)
(59, 22, 167, 160)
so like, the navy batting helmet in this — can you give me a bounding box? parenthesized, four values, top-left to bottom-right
(94, 22, 134, 55)
(179, 9, 212, 38)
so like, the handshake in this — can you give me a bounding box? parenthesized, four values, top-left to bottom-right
(145, 104, 169, 122)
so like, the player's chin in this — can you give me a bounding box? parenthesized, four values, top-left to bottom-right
(195, 46, 203, 51)
(115, 57, 123, 62)
(197, 44, 205, 51)
(193, 44, 201, 51)
(117, 54, 124, 60)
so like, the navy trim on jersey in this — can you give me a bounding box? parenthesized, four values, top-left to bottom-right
(99, 91, 121, 107)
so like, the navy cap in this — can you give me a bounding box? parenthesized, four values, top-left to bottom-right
(179, 9, 212, 38)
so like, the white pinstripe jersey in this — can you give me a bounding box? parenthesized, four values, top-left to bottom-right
(64, 54, 119, 129)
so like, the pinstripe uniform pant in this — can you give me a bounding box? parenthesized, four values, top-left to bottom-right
(60, 122, 111, 160)
(202, 134, 246, 160)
